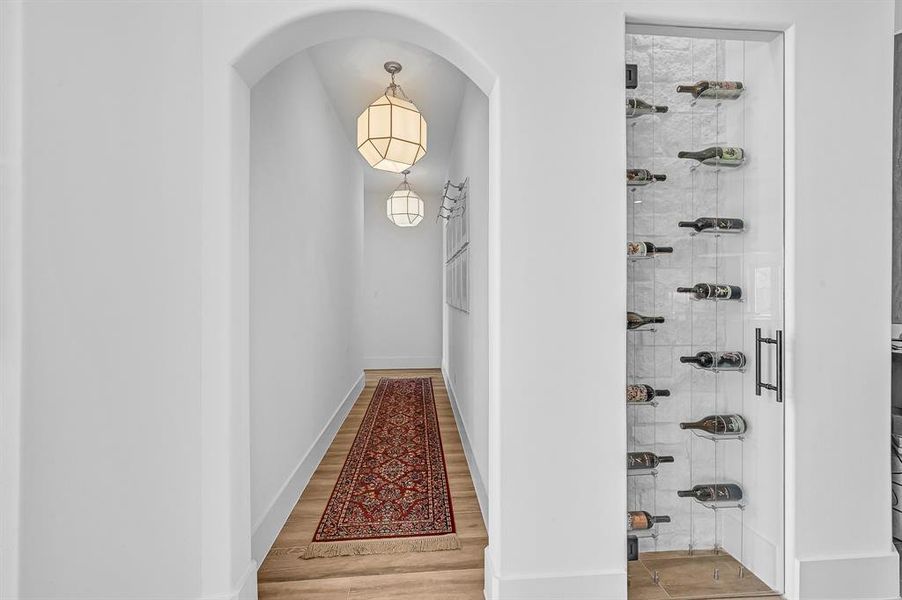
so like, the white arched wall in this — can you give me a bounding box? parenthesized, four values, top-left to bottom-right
(3, 1, 894, 600)
(203, 7, 507, 600)
(202, 3, 899, 600)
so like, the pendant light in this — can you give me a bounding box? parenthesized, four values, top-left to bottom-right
(357, 61, 428, 173)
(387, 170, 424, 227)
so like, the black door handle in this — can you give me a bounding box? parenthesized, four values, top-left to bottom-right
(755, 327, 784, 403)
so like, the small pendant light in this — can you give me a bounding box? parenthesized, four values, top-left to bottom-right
(387, 170, 424, 227)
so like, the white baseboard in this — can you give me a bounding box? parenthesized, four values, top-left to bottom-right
(442, 367, 488, 526)
(250, 372, 365, 566)
(793, 548, 901, 599)
(201, 560, 257, 600)
(484, 548, 627, 599)
(363, 355, 442, 369)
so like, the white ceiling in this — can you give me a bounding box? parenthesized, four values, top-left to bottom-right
(308, 37, 468, 199)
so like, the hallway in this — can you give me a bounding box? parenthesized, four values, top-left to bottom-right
(257, 369, 487, 599)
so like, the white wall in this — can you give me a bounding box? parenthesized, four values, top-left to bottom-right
(249, 51, 364, 562)
(4, 2, 898, 600)
(217, 3, 902, 598)
(443, 81, 490, 522)
(362, 189, 442, 369)
(15, 1, 204, 597)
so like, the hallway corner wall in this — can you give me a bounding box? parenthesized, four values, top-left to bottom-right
(361, 188, 443, 370)
(444, 79, 490, 523)
(248, 50, 365, 562)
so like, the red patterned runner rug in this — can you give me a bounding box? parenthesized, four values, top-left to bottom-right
(302, 377, 458, 559)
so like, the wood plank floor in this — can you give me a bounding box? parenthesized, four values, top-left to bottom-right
(257, 369, 488, 600)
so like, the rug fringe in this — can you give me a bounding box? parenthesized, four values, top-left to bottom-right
(301, 534, 460, 559)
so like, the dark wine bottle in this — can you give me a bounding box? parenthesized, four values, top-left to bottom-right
(678, 217, 745, 233)
(676, 283, 742, 301)
(627, 312, 664, 330)
(626, 98, 668, 118)
(627, 511, 671, 530)
(677, 146, 745, 167)
(679, 414, 747, 435)
(677, 484, 744, 503)
(626, 384, 670, 404)
(626, 169, 666, 187)
(675, 80, 744, 100)
(627, 452, 675, 470)
(627, 241, 673, 257)
(679, 351, 746, 370)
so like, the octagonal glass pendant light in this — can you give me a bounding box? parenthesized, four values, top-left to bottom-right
(387, 170, 424, 227)
(357, 61, 428, 173)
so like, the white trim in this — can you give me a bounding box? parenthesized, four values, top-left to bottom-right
(484, 547, 626, 600)
(0, 2, 23, 598)
(201, 560, 258, 600)
(626, 22, 781, 42)
(442, 368, 488, 527)
(250, 372, 364, 566)
(363, 356, 442, 370)
(792, 550, 901, 600)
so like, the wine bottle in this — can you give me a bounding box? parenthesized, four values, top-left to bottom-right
(627, 511, 672, 530)
(627, 452, 675, 470)
(679, 414, 747, 435)
(627, 169, 666, 186)
(627, 312, 664, 330)
(678, 217, 745, 233)
(627, 241, 673, 257)
(626, 98, 668, 118)
(677, 146, 745, 167)
(677, 484, 744, 503)
(676, 80, 744, 100)
(676, 283, 742, 301)
(679, 351, 746, 370)
(626, 384, 670, 404)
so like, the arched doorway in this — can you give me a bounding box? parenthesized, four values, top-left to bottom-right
(199, 7, 500, 599)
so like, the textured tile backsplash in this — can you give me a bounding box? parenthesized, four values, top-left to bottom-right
(626, 32, 745, 553)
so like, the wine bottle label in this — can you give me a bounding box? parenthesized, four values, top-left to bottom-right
(627, 169, 650, 183)
(627, 453, 651, 469)
(718, 147, 744, 162)
(626, 385, 648, 403)
(627, 242, 646, 256)
(711, 285, 733, 299)
(726, 415, 744, 433)
(719, 351, 746, 368)
(717, 218, 744, 230)
(699, 81, 744, 99)
(627, 512, 649, 530)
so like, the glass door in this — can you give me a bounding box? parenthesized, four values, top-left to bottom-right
(625, 24, 784, 598)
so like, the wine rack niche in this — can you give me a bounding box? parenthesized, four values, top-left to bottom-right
(626, 32, 751, 571)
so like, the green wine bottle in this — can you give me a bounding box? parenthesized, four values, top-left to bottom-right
(677, 146, 745, 167)
(626, 98, 668, 118)
(676, 80, 744, 100)
(676, 283, 742, 301)
(627, 312, 664, 330)
(626, 169, 666, 186)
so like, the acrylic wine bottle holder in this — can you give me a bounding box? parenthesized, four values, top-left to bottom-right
(627, 468, 658, 478)
(689, 428, 745, 442)
(692, 497, 747, 511)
